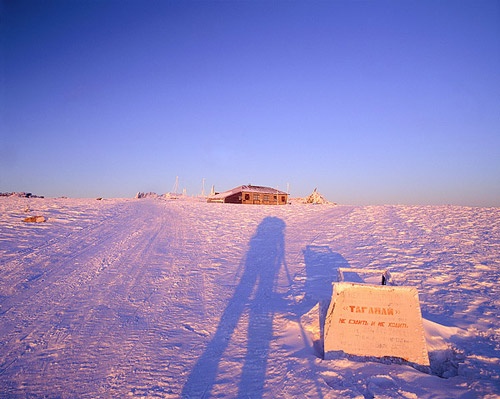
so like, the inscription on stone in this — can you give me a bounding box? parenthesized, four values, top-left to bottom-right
(324, 282, 430, 366)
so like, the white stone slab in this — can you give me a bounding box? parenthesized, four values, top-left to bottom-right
(324, 282, 430, 366)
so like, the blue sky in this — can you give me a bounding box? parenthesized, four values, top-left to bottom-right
(2, 1, 499, 205)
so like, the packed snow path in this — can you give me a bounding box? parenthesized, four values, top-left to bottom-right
(0, 198, 499, 398)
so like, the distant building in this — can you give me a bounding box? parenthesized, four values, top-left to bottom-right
(207, 185, 289, 205)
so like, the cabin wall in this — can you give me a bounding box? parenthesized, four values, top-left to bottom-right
(223, 193, 243, 204)
(241, 191, 288, 205)
(208, 188, 289, 205)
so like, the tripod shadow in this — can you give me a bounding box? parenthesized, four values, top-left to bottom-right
(182, 217, 286, 398)
(298, 245, 351, 356)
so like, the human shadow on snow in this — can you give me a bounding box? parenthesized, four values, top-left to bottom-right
(301, 245, 351, 311)
(298, 245, 351, 357)
(182, 216, 286, 398)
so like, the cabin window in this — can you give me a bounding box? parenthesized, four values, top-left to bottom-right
(245, 194, 250, 201)
(263, 195, 269, 202)
(281, 196, 286, 203)
(253, 194, 260, 201)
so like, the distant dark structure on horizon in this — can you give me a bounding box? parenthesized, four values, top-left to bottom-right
(207, 185, 289, 205)
(0, 192, 44, 198)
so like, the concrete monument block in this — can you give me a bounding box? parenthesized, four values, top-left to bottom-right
(324, 282, 429, 366)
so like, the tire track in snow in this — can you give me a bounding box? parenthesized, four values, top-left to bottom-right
(0, 199, 218, 398)
(0, 200, 134, 303)
(0, 201, 141, 375)
(0, 200, 188, 397)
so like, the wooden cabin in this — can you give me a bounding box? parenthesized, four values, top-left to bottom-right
(207, 185, 289, 205)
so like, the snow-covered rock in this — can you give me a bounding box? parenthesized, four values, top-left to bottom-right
(304, 188, 332, 204)
(135, 191, 160, 199)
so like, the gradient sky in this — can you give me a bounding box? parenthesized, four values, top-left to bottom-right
(2, 1, 499, 205)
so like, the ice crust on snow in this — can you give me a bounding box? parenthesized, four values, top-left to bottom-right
(0, 197, 499, 398)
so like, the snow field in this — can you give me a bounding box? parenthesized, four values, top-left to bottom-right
(0, 197, 499, 398)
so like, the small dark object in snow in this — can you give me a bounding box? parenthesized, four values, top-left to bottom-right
(23, 215, 46, 223)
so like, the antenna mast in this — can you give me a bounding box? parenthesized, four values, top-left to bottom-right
(172, 176, 179, 194)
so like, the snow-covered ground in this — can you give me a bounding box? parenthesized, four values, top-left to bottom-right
(0, 197, 499, 398)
